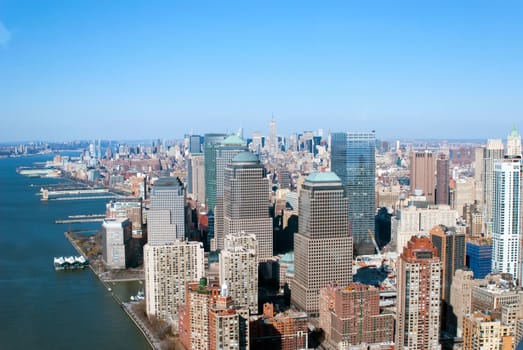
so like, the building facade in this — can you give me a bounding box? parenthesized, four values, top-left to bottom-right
(292, 172, 353, 315)
(330, 131, 376, 255)
(396, 235, 441, 350)
(102, 218, 132, 269)
(436, 153, 450, 205)
(410, 150, 435, 203)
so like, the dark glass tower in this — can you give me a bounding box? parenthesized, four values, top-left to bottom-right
(331, 131, 376, 255)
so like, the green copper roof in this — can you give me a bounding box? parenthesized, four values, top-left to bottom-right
(232, 151, 259, 163)
(305, 172, 341, 183)
(280, 252, 294, 263)
(511, 125, 520, 137)
(221, 135, 246, 146)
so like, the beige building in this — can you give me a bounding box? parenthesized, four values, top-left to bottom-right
(143, 241, 205, 322)
(453, 177, 475, 217)
(450, 269, 480, 337)
(392, 205, 458, 253)
(188, 153, 205, 204)
(463, 311, 513, 350)
(102, 218, 132, 269)
(219, 232, 258, 314)
(222, 152, 273, 261)
(409, 150, 435, 203)
(292, 172, 353, 315)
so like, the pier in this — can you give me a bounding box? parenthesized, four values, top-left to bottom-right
(55, 214, 106, 224)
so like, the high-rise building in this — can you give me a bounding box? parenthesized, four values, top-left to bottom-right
(213, 136, 248, 250)
(430, 225, 465, 304)
(474, 146, 485, 211)
(319, 283, 394, 348)
(222, 152, 272, 260)
(492, 157, 521, 280)
(331, 131, 376, 255)
(143, 241, 205, 322)
(483, 139, 504, 236)
(189, 134, 203, 154)
(101, 218, 132, 269)
(219, 232, 258, 314)
(466, 240, 492, 279)
(147, 177, 185, 244)
(436, 153, 450, 205)
(391, 204, 458, 254)
(396, 235, 441, 350)
(269, 117, 277, 153)
(188, 154, 206, 204)
(292, 172, 353, 315)
(204, 133, 228, 210)
(409, 150, 435, 203)
(507, 126, 522, 157)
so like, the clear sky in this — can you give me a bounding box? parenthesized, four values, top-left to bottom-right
(0, 0, 522, 142)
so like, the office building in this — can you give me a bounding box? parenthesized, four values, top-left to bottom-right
(507, 126, 522, 157)
(102, 218, 132, 269)
(223, 152, 272, 260)
(331, 131, 376, 255)
(148, 177, 185, 244)
(143, 241, 204, 322)
(450, 269, 477, 337)
(213, 135, 248, 250)
(409, 150, 435, 203)
(187, 153, 206, 204)
(436, 153, 450, 205)
(292, 172, 353, 315)
(492, 158, 521, 280)
(189, 134, 203, 154)
(219, 232, 258, 314)
(467, 240, 492, 279)
(483, 139, 504, 236)
(204, 133, 228, 210)
(396, 235, 441, 350)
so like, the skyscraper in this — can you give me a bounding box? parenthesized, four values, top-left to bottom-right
(436, 153, 450, 205)
(101, 218, 132, 269)
(143, 241, 205, 322)
(330, 131, 376, 255)
(483, 139, 504, 236)
(222, 152, 273, 260)
(396, 235, 441, 350)
(219, 232, 258, 314)
(409, 150, 435, 203)
(189, 134, 203, 154)
(147, 177, 185, 244)
(204, 133, 228, 210)
(213, 136, 248, 250)
(187, 153, 206, 204)
(292, 172, 353, 315)
(491, 157, 521, 280)
(268, 117, 277, 153)
(507, 126, 522, 157)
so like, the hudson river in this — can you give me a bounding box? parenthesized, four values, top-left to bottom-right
(0, 154, 150, 349)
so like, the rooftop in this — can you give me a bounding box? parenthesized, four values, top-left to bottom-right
(305, 172, 341, 183)
(221, 134, 246, 146)
(232, 151, 259, 164)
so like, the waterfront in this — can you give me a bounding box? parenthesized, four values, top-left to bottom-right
(0, 155, 151, 350)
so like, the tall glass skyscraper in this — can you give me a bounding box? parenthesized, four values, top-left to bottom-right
(331, 131, 376, 255)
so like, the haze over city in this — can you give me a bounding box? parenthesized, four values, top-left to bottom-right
(1, 0, 522, 142)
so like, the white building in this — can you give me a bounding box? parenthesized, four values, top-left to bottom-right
(492, 158, 521, 280)
(219, 232, 258, 314)
(102, 218, 132, 269)
(144, 241, 204, 322)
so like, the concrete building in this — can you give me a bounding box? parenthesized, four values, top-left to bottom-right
(506, 126, 522, 158)
(250, 303, 308, 350)
(143, 241, 204, 322)
(223, 152, 272, 261)
(148, 177, 185, 244)
(331, 131, 376, 255)
(396, 235, 441, 350)
(188, 153, 205, 204)
(392, 205, 458, 254)
(492, 158, 521, 280)
(319, 283, 394, 348)
(102, 218, 132, 269)
(409, 150, 435, 203)
(219, 232, 258, 314)
(213, 136, 248, 250)
(483, 139, 504, 236)
(450, 269, 478, 337)
(436, 153, 450, 205)
(293, 172, 353, 315)
(462, 311, 513, 350)
(453, 177, 475, 217)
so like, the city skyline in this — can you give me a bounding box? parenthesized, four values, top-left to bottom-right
(1, 1, 522, 141)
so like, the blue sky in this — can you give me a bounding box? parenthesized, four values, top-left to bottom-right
(0, 1, 522, 142)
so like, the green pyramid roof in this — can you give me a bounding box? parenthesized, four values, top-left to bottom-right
(232, 151, 259, 163)
(305, 172, 341, 183)
(221, 135, 246, 146)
